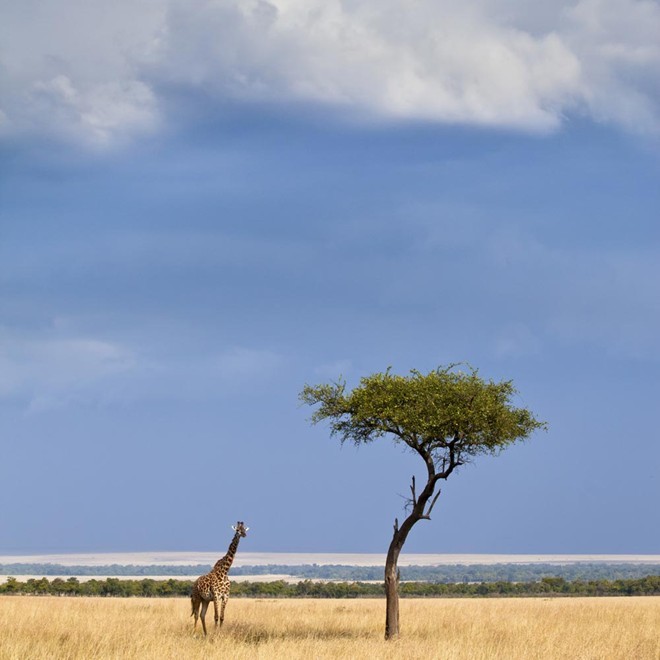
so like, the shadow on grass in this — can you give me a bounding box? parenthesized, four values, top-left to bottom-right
(192, 621, 371, 645)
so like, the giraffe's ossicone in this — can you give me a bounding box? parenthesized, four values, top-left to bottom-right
(190, 521, 249, 635)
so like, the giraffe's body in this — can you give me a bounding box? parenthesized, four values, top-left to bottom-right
(191, 521, 248, 635)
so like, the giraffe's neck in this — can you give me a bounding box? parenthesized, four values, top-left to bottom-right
(212, 532, 241, 575)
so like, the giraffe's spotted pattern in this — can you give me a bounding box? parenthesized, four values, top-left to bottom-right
(190, 520, 248, 635)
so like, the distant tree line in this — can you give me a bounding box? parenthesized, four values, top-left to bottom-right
(1, 576, 658, 598)
(0, 564, 212, 576)
(229, 563, 660, 583)
(2, 562, 659, 583)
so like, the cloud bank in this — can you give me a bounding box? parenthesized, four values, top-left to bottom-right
(0, 322, 284, 411)
(1, 0, 659, 144)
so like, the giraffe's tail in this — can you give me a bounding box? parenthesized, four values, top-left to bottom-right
(190, 593, 200, 617)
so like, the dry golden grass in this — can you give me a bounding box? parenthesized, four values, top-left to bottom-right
(1, 596, 658, 660)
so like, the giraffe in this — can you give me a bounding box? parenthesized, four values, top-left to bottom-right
(191, 521, 248, 635)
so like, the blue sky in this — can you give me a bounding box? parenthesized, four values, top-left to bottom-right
(1, 0, 659, 555)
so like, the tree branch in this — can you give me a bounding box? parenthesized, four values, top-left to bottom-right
(383, 422, 406, 441)
(420, 488, 442, 520)
(433, 442, 463, 481)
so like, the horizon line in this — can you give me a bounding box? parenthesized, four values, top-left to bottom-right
(1, 552, 659, 567)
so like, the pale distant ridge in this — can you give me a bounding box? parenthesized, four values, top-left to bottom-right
(1, 552, 659, 567)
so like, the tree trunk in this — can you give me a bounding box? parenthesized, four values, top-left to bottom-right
(383, 461, 451, 639)
(384, 534, 402, 640)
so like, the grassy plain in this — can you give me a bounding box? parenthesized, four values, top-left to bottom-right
(1, 596, 658, 660)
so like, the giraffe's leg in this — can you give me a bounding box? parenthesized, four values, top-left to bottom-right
(219, 595, 228, 627)
(213, 595, 220, 628)
(200, 600, 209, 636)
(191, 594, 201, 631)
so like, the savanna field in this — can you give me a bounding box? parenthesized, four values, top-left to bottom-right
(1, 596, 658, 660)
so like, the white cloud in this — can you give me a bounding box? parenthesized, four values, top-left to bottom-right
(0, 328, 285, 411)
(26, 76, 157, 146)
(0, 0, 659, 145)
(0, 332, 136, 411)
(0, 0, 162, 146)
(156, 0, 582, 131)
(563, 0, 660, 132)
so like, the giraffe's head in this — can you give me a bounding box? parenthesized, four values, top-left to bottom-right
(232, 521, 249, 537)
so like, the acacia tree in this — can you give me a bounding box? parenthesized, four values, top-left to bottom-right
(300, 365, 546, 640)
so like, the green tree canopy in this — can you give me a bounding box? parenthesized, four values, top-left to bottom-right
(301, 365, 545, 465)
